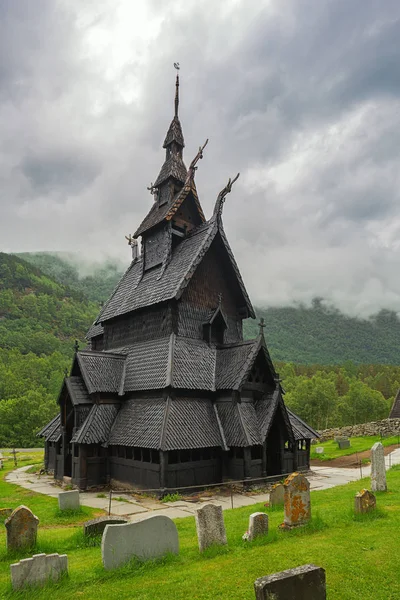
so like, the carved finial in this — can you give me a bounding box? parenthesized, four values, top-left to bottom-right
(213, 173, 240, 217)
(174, 62, 180, 117)
(218, 292, 223, 307)
(187, 139, 209, 181)
(258, 317, 266, 335)
(147, 182, 157, 197)
(125, 235, 139, 260)
(74, 340, 79, 353)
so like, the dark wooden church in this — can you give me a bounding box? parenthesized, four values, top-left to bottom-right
(39, 74, 317, 491)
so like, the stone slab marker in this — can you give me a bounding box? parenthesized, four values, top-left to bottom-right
(354, 489, 376, 514)
(248, 512, 268, 541)
(269, 483, 284, 506)
(0, 508, 13, 518)
(195, 503, 227, 552)
(282, 472, 311, 528)
(371, 442, 387, 492)
(58, 490, 80, 511)
(84, 516, 128, 537)
(10, 553, 68, 590)
(5, 506, 39, 551)
(101, 514, 179, 570)
(254, 564, 326, 599)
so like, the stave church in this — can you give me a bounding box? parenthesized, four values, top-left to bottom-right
(39, 73, 317, 491)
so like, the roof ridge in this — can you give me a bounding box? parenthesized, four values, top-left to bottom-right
(234, 337, 262, 391)
(95, 260, 138, 325)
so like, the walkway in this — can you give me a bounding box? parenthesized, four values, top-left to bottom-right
(5, 449, 400, 521)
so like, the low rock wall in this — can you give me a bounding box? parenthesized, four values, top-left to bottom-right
(317, 418, 400, 442)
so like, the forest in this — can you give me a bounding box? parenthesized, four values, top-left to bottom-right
(0, 251, 398, 445)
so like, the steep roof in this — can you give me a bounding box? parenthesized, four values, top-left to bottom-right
(76, 351, 126, 395)
(65, 376, 92, 405)
(390, 389, 400, 419)
(38, 413, 61, 442)
(97, 216, 255, 325)
(71, 404, 119, 444)
(134, 179, 205, 238)
(163, 115, 184, 148)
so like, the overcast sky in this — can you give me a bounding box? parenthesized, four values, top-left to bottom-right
(1, 0, 400, 316)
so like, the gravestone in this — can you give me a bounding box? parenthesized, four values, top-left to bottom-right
(58, 490, 80, 511)
(371, 442, 387, 492)
(354, 489, 376, 514)
(269, 483, 285, 506)
(282, 472, 311, 529)
(0, 508, 13, 518)
(194, 503, 227, 552)
(315, 447, 324, 455)
(254, 564, 326, 599)
(248, 512, 268, 541)
(101, 514, 179, 570)
(337, 439, 350, 450)
(10, 553, 68, 590)
(84, 516, 128, 537)
(5, 506, 39, 551)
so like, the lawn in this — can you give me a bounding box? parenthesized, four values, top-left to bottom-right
(1, 455, 400, 599)
(310, 434, 400, 461)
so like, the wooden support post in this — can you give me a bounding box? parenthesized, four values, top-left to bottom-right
(262, 441, 267, 476)
(244, 447, 252, 480)
(160, 450, 167, 490)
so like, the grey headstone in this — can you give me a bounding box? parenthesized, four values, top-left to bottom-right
(371, 442, 387, 492)
(194, 503, 227, 552)
(84, 516, 128, 537)
(10, 553, 68, 590)
(254, 564, 326, 599)
(354, 489, 376, 514)
(58, 490, 80, 511)
(282, 472, 311, 528)
(101, 514, 179, 570)
(315, 447, 324, 455)
(269, 484, 285, 506)
(248, 512, 268, 541)
(5, 506, 39, 551)
(338, 439, 350, 449)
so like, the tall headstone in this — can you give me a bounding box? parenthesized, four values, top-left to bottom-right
(194, 503, 227, 552)
(101, 515, 179, 570)
(10, 553, 68, 590)
(371, 442, 387, 492)
(58, 490, 80, 511)
(248, 513, 269, 541)
(269, 484, 285, 506)
(354, 489, 376, 514)
(5, 506, 39, 551)
(254, 564, 326, 600)
(282, 472, 311, 529)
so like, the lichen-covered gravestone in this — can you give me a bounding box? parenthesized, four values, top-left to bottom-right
(5, 506, 39, 551)
(337, 438, 350, 450)
(371, 442, 387, 492)
(269, 483, 285, 506)
(58, 490, 80, 511)
(254, 564, 326, 600)
(0, 508, 13, 518)
(84, 516, 128, 537)
(248, 512, 268, 541)
(101, 514, 179, 570)
(354, 489, 376, 514)
(10, 553, 68, 590)
(195, 503, 227, 552)
(282, 472, 311, 529)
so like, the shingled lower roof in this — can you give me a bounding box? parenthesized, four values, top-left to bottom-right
(390, 388, 400, 419)
(97, 215, 255, 325)
(38, 413, 61, 442)
(287, 409, 319, 440)
(65, 376, 92, 406)
(77, 351, 126, 395)
(71, 404, 120, 444)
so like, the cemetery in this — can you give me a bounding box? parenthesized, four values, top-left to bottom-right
(0, 448, 400, 598)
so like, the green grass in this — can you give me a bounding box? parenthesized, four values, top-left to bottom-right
(161, 493, 182, 504)
(1, 455, 400, 598)
(311, 435, 400, 461)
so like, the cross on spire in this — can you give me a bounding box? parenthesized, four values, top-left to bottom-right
(258, 317, 266, 335)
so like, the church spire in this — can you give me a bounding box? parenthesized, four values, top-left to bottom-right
(175, 73, 179, 117)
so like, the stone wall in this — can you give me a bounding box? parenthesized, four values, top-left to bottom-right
(317, 418, 400, 442)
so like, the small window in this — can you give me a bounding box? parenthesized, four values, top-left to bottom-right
(151, 450, 160, 464)
(169, 450, 179, 464)
(192, 449, 202, 461)
(118, 446, 125, 459)
(180, 449, 191, 463)
(251, 446, 262, 460)
(202, 448, 211, 460)
(73, 445, 79, 458)
(235, 447, 244, 459)
(142, 448, 151, 462)
(126, 447, 133, 460)
(112, 446, 118, 457)
(134, 447, 142, 461)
